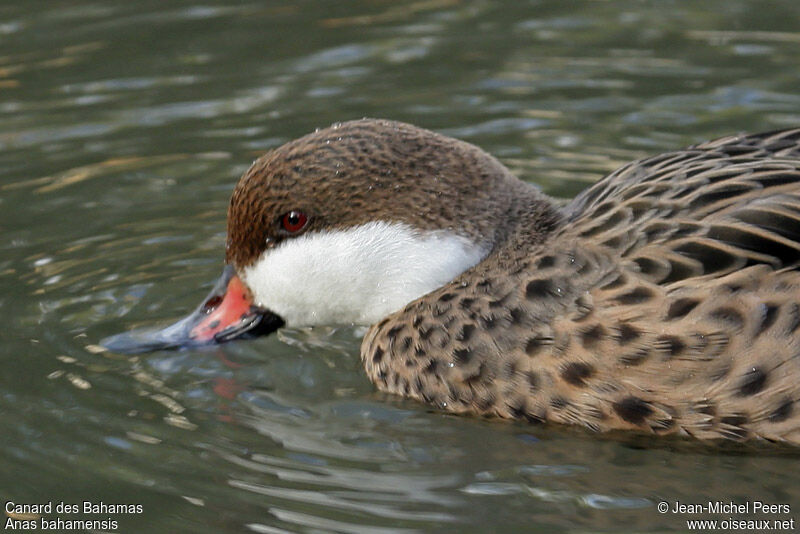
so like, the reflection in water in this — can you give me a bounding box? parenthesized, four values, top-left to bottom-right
(2, 0, 800, 532)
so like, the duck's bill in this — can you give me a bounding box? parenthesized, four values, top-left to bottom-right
(101, 265, 284, 354)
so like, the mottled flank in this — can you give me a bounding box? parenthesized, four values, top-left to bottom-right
(613, 397, 654, 425)
(230, 120, 800, 446)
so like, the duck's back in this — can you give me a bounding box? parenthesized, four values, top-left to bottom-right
(565, 128, 800, 270)
(363, 128, 800, 445)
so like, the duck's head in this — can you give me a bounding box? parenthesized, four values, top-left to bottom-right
(103, 119, 555, 353)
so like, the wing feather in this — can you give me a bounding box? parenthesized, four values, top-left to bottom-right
(562, 129, 800, 284)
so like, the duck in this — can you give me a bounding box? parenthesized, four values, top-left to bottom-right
(103, 119, 800, 446)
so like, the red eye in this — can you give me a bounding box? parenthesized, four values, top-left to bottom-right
(281, 210, 308, 233)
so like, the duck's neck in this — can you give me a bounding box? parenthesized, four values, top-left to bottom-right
(481, 179, 564, 257)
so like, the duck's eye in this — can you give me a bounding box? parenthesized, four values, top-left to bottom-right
(281, 210, 308, 233)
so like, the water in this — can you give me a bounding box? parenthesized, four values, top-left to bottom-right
(2, 1, 799, 532)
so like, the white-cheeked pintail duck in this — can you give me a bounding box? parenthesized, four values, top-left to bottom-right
(105, 119, 800, 446)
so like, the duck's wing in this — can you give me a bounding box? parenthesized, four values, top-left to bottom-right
(551, 128, 800, 444)
(561, 128, 800, 281)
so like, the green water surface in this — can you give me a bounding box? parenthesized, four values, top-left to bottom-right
(2, 1, 799, 532)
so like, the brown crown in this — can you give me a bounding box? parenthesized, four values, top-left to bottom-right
(226, 119, 558, 268)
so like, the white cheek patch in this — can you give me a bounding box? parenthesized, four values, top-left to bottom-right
(241, 221, 486, 328)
